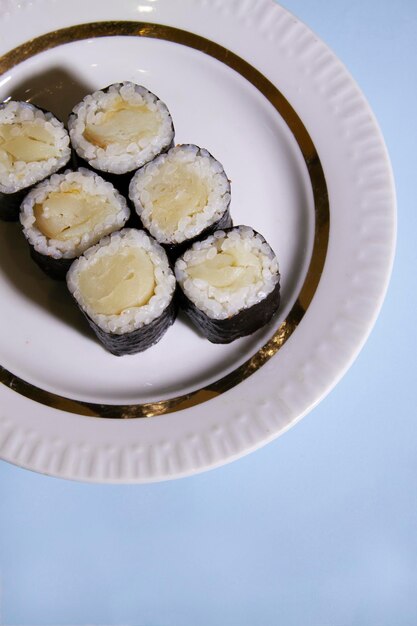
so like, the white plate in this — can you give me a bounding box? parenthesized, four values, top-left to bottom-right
(0, 0, 396, 482)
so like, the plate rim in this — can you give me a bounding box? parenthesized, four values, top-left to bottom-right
(0, 0, 396, 483)
(0, 20, 329, 418)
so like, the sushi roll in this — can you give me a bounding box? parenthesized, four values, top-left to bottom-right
(129, 144, 232, 259)
(68, 82, 175, 194)
(175, 226, 281, 343)
(66, 228, 177, 355)
(0, 101, 71, 221)
(20, 168, 130, 280)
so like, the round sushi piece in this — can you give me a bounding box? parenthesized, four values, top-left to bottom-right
(129, 144, 232, 259)
(175, 226, 281, 343)
(66, 228, 177, 355)
(20, 168, 130, 280)
(0, 100, 71, 221)
(68, 82, 175, 193)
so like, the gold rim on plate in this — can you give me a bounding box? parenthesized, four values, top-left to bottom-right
(0, 22, 329, 418)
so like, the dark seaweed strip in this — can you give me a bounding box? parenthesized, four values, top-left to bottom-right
(125, 207, 232, 262)
(163, 207, 232, 261)
(0, 187, 29, 221)
(176, 226, 281, 343)
(179, 279, 280, 344)
(72, 143, 175, 198)
(68, 83, 175, 194)
(0, 152, 74, 222)
(131, 206, 232, 262)
(81, 292, 178, 356)
(29, 244, 74, 280)
(0, 100, 74, 221)
(72, 154, 134, 197)
(129, 144, 232, 261)
(20, 165, 130, 279)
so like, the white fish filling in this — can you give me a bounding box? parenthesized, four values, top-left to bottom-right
(130, 145, 230, 244)
(67, 229, 176, 334)
(77, 246, 155, 316)
(0, 101, 71, 193)
(175, 227, 279, 320)
(20, 169, 129, 259)
(68, 83, 174, 174)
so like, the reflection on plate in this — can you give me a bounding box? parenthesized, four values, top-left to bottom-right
(0, 0, 395, 482)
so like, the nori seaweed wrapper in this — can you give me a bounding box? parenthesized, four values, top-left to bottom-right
(20, 167, 130, 280)
(71, 153, 135, 198)
(29, 245, 73, 280)
(0, 156, 75, 222)
(0, 102, 73, 221)
(178, 279, 280, 344)
(68, 83, 175, 195)
(129, 144, 232, 262)
(0, 187, 29, 222)
(134, 207, 233, 262)
(72, 143, 175, 198)
(176, 226, 281, 344)
(80, 292, 178, 356)
(66, 228, 177, 355)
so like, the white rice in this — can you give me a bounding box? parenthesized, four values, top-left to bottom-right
(68, 83, 174, 174)
(129, 144, 231, 245)
(175, 226, 279, 320)
(20, 168, 130, 259)
(0, 101, 71, 194)
(67, 229, 176, 335)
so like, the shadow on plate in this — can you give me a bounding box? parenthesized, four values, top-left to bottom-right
(5, 66, 94, 120)
(0, 68, 98, 340)
(0, 222, 92, 340)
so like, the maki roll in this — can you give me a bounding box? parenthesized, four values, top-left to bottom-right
(20, 168, 130, 280)
(68, 82, 174, 194)
(129, 144, 232, 259)
(175, 226, 281, 343)
(0, 101, 71, 221)
(66, 228, 177, 355)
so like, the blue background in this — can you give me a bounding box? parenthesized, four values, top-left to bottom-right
(1, 1, 416, 624)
